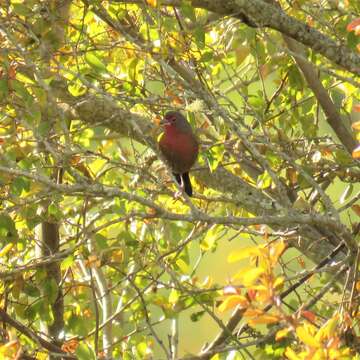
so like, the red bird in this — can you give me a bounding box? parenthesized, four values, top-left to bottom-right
(159, 111, 199, 196)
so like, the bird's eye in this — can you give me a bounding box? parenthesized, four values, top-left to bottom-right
(166, 115, 176, 122)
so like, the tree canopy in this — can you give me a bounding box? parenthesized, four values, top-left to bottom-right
(0, 0, 359, 359)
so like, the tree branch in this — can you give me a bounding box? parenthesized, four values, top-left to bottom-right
(0, 308, 76, 359)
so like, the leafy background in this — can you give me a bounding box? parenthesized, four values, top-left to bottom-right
(0, 0, 359, 359)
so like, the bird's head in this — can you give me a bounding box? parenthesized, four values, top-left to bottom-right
(161, 111, 192, 133)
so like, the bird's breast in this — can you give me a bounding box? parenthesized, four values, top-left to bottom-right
(159, 131, 199, 174)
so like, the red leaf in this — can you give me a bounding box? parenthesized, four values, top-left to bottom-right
(347, 18, 360, 32)
(301, 310, 316, 322)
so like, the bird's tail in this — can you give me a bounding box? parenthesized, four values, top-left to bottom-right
(174, 173, 193, 197)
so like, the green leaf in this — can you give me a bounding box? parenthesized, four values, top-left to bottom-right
(38, 301, 54, 323)
(48, 203, 63, 220)
(248, 94, 264, 109)
(11, 80, 32, 102)
(181, 2, 196, 22)
(95, 233, 109, 250)
(169, 289, 180, 305)
(61, 255, 75, 271)
(37, 120, 51, 137)
(194, 27, 205, 49)
(288, 64, 304, 90)
(257, 170, 272, 189)
(204, 144, 225, 172)
(43, 278, 59, 304)
(23, 283, 41, 298)
(330, 89, 345, 109)
(201, 224, 222, 251)
(163, 18, 178, 32)
(190, 310, 205, 322)
(0, 79, 9, 99)
(200, 51, 213, 63)
(0, 213, 17, 240)
(12, 3, 32, 16)
(76, 343, 96, 360)
(85, 52, 107, 73)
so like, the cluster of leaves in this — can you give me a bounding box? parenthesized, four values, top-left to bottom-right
(219, 241, 359, 359)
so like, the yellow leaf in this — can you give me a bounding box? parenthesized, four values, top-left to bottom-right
(169, 289, 180, 305)
(352, 144, 360, 159)
(0, 243, 14, 257)
(36, 351, 48, 360)
(273, 276, 285, 289)
(0, 340, 20, 358)
(285, 347, 300, 360)
(243, 308, 263, 318)
(248, 314, 280, 326)
(276, 327, 291, 341)
(316, 314, 339, 340)
(218, 295, 248, 312)
(296, 326, 321, 348)
(228, 246, 260, 262)
(269, 241, 287, 265)
(232, 267, 265, 286)
(201, 224, 222, 251)
(176, 258, 189, 274)
(352, 121, 360, 130)
(146, 0, 157, 7)
(111, 249, 124, 263)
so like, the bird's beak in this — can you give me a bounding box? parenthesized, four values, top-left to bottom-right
(160, 119, 171, 126)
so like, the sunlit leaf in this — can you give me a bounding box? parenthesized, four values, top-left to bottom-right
(257, 170, 272, 189)
(276, 327, 291, 341)
(296, 326, 320, 348)
(269, 241, 287, 265)
(218, 295, 248, 312)
(201, 224, 222, 251)
(169, 289, 180, 305)
(273, 276, 284, 289)
(352, 144, 360, 159)
(0, 243, 14, 257)
(233, 267, 265, 286)
(146, 0, 157, 7)
(176, 258, 189, 274)
(284, 347, 300, 360)
(316, 314, 339, 340)
(352, 121, 360, 130)
(228, 246, 260, 263)
(248, 314, 280, 326)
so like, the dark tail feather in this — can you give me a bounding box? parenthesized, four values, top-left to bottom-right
(173, 173, 193, 196)
(182, 172, 193, 197)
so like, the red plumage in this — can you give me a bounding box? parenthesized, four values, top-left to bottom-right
(159, 111, 199, 196)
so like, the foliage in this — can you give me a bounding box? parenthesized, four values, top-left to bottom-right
(0, 0, 359, 359)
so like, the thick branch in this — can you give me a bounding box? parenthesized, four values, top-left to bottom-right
(283, 36, 357, 153)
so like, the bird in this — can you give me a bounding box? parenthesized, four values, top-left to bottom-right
(159, 111, 199, 196)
